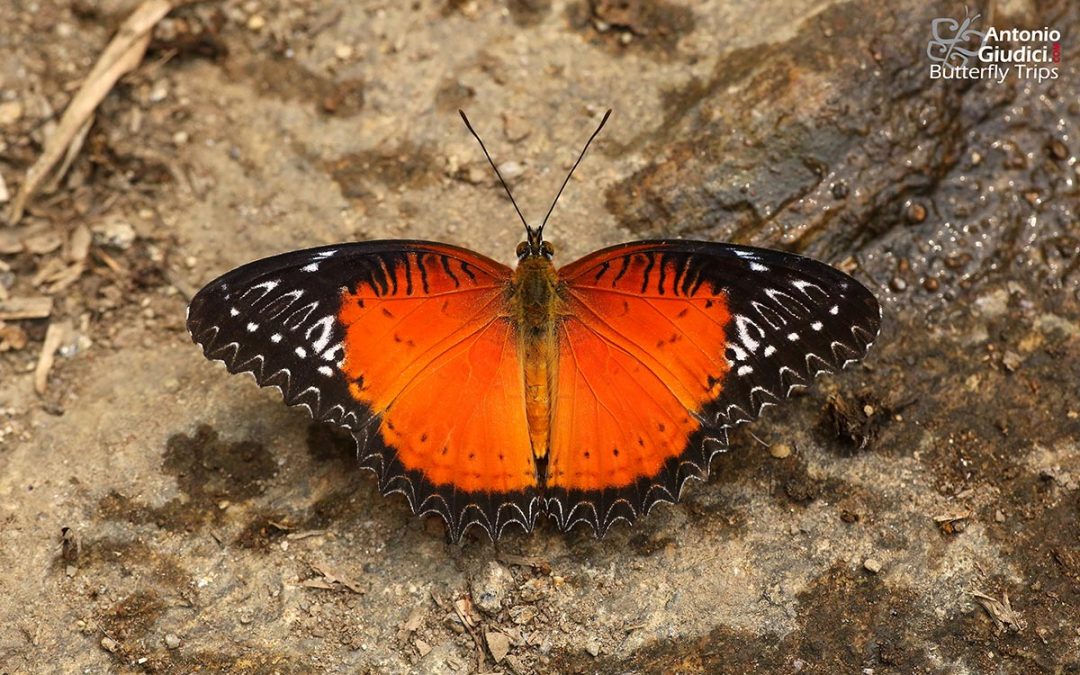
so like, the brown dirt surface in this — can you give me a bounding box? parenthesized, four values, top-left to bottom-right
(1, 0, 1078, 673)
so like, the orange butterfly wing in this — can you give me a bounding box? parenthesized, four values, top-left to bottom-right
(187, 242, 539, 539)
(547, 242, 880, 534)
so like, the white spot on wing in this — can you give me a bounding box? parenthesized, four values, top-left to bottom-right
(240, 279, 280, 303)
(763, 345, 777, 357)
(246, 322, 258, 332)
(317, 366, 334, 377)
(295, 346, 307, 358)
(735, 315, 762, 353)
(811, 321, 823, 331)
(271, 333, 282, 343)
(229, 307, 239, 317)
(791, 279, 824, 298)
(306, 315, 334, 353)
(737, 365, 753, 376)
(749, 262, 768, 272)
(284, 301, 319, 328)
(829, 305, 839, 315)
(302, 262, 320, 272)
(787, 332, 800, 341)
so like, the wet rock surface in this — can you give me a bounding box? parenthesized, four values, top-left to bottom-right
(0, 0, 1077, 673)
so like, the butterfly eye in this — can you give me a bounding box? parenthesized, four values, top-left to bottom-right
(541, 241, 554, 258)
(516, 241, 529, 258)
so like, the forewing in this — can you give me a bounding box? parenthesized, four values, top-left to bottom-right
(547, 240, 881, 535)
(186, 241, 539, 540)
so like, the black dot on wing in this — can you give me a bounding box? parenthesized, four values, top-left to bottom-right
(420, 433, 428, 443)
(612, 447, 619, 457)
(584, 451, 591, 459)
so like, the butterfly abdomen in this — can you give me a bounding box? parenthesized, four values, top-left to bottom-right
(511, 257, 562, 463)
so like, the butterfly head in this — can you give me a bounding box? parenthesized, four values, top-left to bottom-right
(517, 236, 554, 260)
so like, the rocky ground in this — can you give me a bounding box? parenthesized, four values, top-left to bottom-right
(0, 0, 1077, 673)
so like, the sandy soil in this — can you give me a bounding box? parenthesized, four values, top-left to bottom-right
(1, 0, 1078, 673)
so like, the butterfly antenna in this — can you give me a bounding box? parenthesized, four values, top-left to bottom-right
(538, 109, 612, 239)
(459, 110, 532, 236)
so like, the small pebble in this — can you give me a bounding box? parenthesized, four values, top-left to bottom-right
(486, 631, 510, 663)
(334, 44, 354, 60)
(1002, 351, 1022, 372)
(172, 130, 189, 146)
(1048, 139, 1068, 160)
(92, 220, 136, 250)
(906, 202, 927, 224)
(502, 112, 530, 142)
(585, 640, 601, 657)
(149, 82, 169, 103)
(470, 561, 513, 615)
(863, 558, 882, 574)
(497, 161, 525, 181)
(889, 276, 907, 292)
(247, 15, 266, 31)
(101, 636, 119, 653)
(0, 101, 23, 126)
(769, 442, 792, 459)
(164, 633, 181, 649)
(830, 181, 849, 199)
(994, 509, 1006, 523)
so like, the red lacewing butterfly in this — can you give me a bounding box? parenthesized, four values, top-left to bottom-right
(187, 111, 881, 541)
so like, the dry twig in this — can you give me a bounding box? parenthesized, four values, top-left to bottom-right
(971, 590, 1025, 633)
(34, 319, 73, 395)
(0, 297, 53, 320)
(6, 0, 174, 225)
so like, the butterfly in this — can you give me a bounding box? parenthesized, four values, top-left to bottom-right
(186, 111, 881, 541)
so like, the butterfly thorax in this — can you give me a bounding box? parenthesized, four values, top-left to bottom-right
(511, 255, 562, 464)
